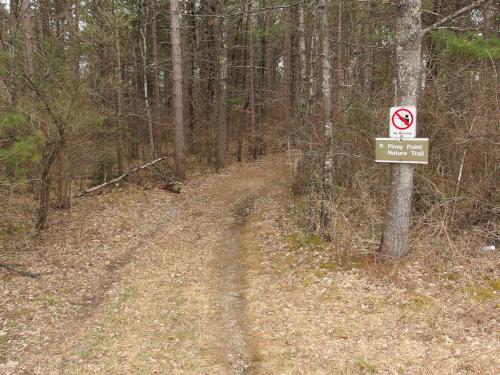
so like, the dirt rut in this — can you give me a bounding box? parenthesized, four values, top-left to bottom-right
(209, 195, 259, 374)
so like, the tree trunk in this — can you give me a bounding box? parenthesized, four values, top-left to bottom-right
(482, 0, 497, 38)
(283, 6, 292, 111)
(187, 0, 197, 154)
(35, 124, 65, 230)
(248, 1, 259, 160)
(217, 14, 229, 170)
(380, 0, 422, 260)
(337, 1, 343, 109)
(7, 1, 18, 104)
(265, 1, 276, 96)
(298, 2, 307, 127)
(170, 0, 185, 179)
(115, 28, 124, 175)
(19, 0, 34, 78)
(258, 0, 267, 128)
(149, 0, 162, 155)
(69, 1, 80, 73)
(319, 0, 333, 241)
(363, 0, 375, 96)
(140, 24, 155, 159)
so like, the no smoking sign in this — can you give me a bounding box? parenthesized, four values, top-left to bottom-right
(390, 106, 416, 138)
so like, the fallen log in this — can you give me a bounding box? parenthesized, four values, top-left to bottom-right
(77, 156, 172, 197)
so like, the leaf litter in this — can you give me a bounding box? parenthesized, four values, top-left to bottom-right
(0, 155, 498, 374)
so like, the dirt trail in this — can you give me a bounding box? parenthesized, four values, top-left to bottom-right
(208, 195, 259, 374)
(15, 157, 287, 375)
(3, 155, 498, 375)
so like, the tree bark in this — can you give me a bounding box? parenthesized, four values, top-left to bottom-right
(170, 0, 185, 179)
(283, 6, 292, 111)
(217, 14, 229, 170)
(149, 0, 162, 155)
(115, 28, 124, 175)
(319, 0, 334, 241)
(363, 0, 375, 96)
(482, 0, 497, 38)
(19, 0, 34, 78)
(248, 1, 259, 160)
(186, 0, 197, 154)
(337, 1, 343, 109)
(298, 2, 307, 127)
(258, 0, 267, 127)
(140, 23, 155, 159)
(35, 144, 61, 230)
(265, 1, 276, 95)
(8, 1, 18, 104)
(380, 0, 423, 260)
(23, 74, 67, 230)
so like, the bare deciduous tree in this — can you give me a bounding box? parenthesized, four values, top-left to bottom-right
(170, 0, 185, 179)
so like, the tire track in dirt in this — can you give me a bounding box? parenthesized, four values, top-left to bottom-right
(208, 195, 260, 374)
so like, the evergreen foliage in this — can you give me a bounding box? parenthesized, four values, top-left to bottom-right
(430, 31, 500, 61)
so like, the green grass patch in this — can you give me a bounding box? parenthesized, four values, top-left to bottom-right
(36, 291, 58, 308)
(408, 294, 434, 312)
(442, 272, 460, 282)
(355, 356, 378, 373)
(467, 284, 496, 302)
(485, 278, 500, 291)
(0, 333, 8, 362)
(286, 233, 328, 253)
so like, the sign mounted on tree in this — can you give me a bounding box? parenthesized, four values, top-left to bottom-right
(375, 138, 429, 164)
(390, 106, 416, 138)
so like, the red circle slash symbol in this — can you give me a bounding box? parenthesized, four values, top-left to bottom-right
(392, 109, 414, 130)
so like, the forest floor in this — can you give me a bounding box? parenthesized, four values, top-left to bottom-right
(0, 155, 498, 374)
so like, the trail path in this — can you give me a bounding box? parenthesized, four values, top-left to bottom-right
(2, 155, 498, 375)
(27, 157, 286, 374)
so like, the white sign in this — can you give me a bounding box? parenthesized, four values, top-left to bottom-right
(390, 106, 416, 138)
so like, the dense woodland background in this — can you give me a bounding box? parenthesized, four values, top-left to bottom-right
(0, 0, 498, 258)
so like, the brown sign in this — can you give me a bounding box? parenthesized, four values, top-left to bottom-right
(375, 138, 429, 164)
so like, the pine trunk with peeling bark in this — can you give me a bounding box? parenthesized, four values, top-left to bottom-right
(170, 0, 185, 179)
(380, 0, 422, 260)
(319, 0, 333, 241)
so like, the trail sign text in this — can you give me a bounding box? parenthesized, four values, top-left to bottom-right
(375, 138, 428, 164)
